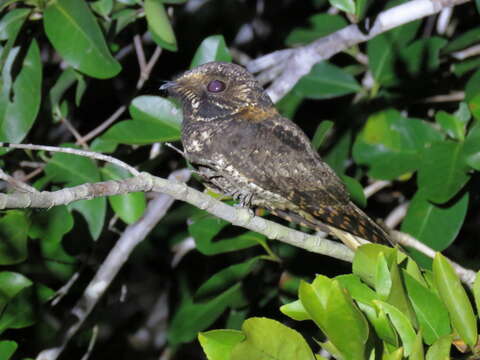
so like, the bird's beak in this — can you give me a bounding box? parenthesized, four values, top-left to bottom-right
(159, 81, 179, 97)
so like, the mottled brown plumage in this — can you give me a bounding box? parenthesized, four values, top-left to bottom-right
(162, 61, 391, 249)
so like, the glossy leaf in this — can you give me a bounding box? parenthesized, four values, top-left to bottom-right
(0, 283, 54, 334)
(199, 329, 245, 360)
(300, 277, 368, 360)
(328, 0, 355, 14)
(0, 211, 29, 265)
(0, 8, 30, 41)
(403, 271, 451, 345)
(195, 257, 261, 299)
(190, 35, 232, 68)
(43, 0, 121, 78)
(0, 40, 42, 147)
(399, 37, 447, 76)
(0, 272, 32, 308)
(312, 120, 334, 150)
(409, 331, 425, 360)
(294, 61, 361, 99)
(145, 0, 177, 51)
(102, 96, 181, 144)
(168, 284, 242, 345)
(367, 20, 420, 85)
(28, 206, 76, 280)
(101, 164, 146, 224)
(417, 141, 470, 203)
(280, 299, 310, 321)
(44, 151, 105, 240)
(0, 340, 17, 360)
(352, 244, 396, 287)
(375, 301, 416, 356)
(442, 28, 480, 53)
(231, 317, 314, 360)
(401, 192, 468, 257)
(425, 334, 452, 360)
(474, 272, 480, 318)
(433, 253, 477, 348)
(466, 70, 480, 120)
(435, 111, 465, 141)
(353, 109, 442, 180)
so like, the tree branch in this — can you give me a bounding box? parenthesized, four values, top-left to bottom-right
(247, 0, 471, 103)
(0, 168, 475, 289)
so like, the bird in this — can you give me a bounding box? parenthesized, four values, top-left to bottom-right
(161, 61, 391, 250)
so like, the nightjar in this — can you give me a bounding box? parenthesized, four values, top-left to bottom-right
(161, 62, 391, 249)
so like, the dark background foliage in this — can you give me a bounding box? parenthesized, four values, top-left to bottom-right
(0, 0, 480, 359)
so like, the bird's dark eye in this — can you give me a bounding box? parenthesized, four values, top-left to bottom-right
(207, 79, 226, 93)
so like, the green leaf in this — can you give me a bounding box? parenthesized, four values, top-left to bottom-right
(145, 0, 177, 51)
(466, 70, 480, 120)
(189, 217, 262, 255)
(399, 37, 447, 76)
(91, 0, 113, 17)
(425, 334, 452, 360)
(44, 150, 106, 240)
(28, 206, 76, 280)
(294, 61, 361, 99)
(190, 35, 232, 68)
(195, 257, 261, 300)
(433, 253, 477, 348)
(353, 109, 442, 180)
(325, 131, 351, 174)
(0, 340, 17, 360)
(0, 211, 29, 265)
(328, 0, 355, 14)
(300, 277, 368, 360)
(435, 111, 465, 141)
(401, 191, 468, 264)
(168, 284, 242, 345)
(0, 283, 54, 334)
(102, 96, 181, 144)
(101, 164, 146, 224)
(452, 57, 480, 77)
(231, 317, 315, 360)
(367, 20, 421, 85)
(375, 252, 392, 300)
(199, 329, 245, 360)
(285, 14, 347, 46)
(340, 175, 367, 208)
(0, 272, 32, 309)
(43, 0, 121, 78)
(442, 28, 480, 53)
(312, 120, 334, 150)
(0, 8, 30, 41)
(352, 243, 397, 287)
(409, 331, 425, 360)
(0, 40, 42, 148)
(280, 299, 311, 321)
(375, 301, 416, 356)
(417, 141, 470, 203)
(403, 271, 451, 345)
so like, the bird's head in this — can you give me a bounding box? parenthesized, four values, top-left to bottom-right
(161, 62, 274, 122)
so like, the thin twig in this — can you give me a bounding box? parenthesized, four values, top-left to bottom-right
(77, 105, 127, 144)
(0, 143, 139, 176)
(51, 272, 80, 306)
(385, 202, 409, 229)
(392, 230, 476, 288)
(421, 91, 465, 103)
(451, 43, 480, 60)
(0, 168, 38, 193)
(60, 117, 89, 149)
(364, 180, 391, 199)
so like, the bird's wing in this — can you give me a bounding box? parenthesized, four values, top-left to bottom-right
(218, 115, 389, 243)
